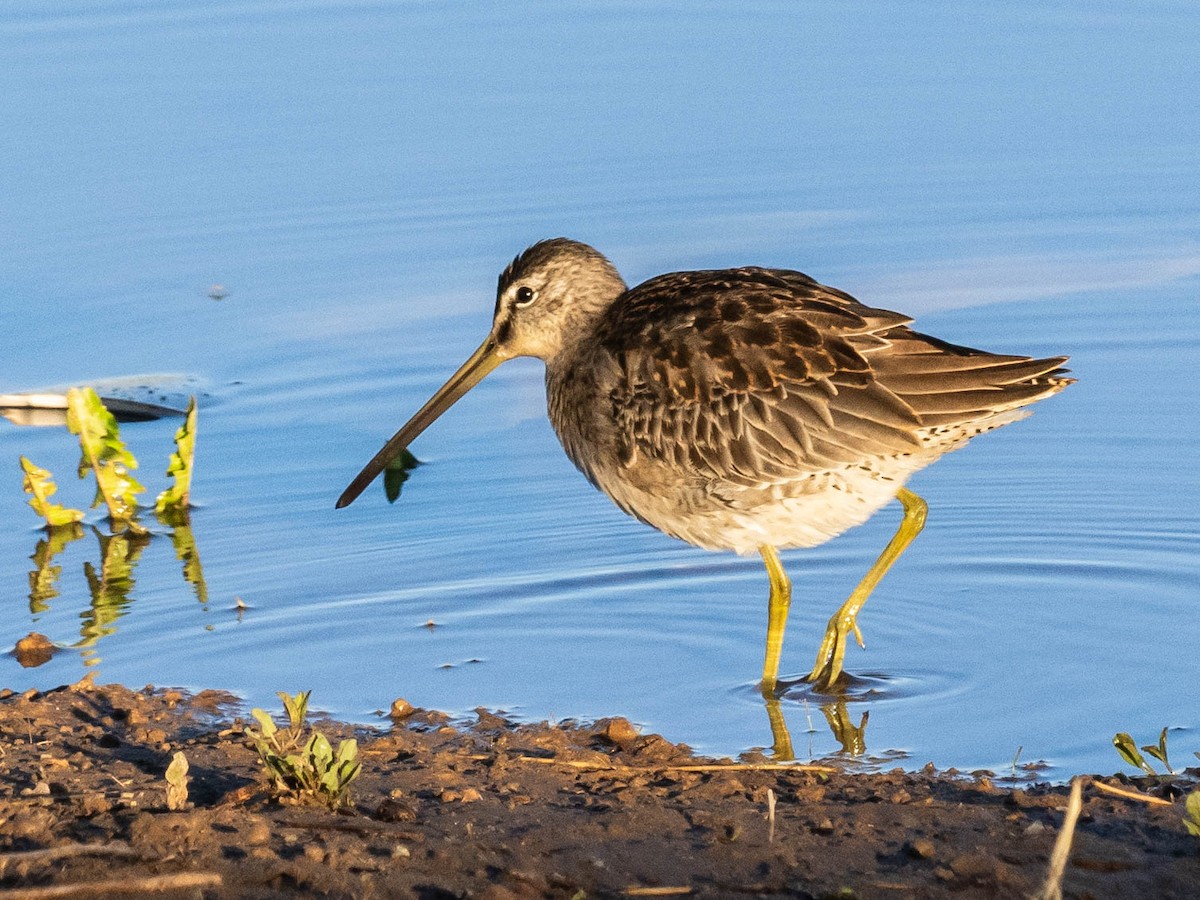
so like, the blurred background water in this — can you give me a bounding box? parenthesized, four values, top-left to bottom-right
(1, 0, 1197, 775)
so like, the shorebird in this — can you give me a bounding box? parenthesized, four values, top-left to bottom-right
(338, 239, 1072, 691)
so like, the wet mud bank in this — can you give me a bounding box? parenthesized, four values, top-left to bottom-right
(1, 680, 1196, 898)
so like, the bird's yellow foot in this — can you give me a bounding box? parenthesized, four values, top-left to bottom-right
(806, 488, 928, 689)
(806, 610, 866, 690)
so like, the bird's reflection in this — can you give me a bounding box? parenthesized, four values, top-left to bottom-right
(762, 683, 870, 761)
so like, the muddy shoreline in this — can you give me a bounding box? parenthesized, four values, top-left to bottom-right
(1, 679, 1196, 898)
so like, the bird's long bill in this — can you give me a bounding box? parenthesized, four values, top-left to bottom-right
(336, 337, 504, 509)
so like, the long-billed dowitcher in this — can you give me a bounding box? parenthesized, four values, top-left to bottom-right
(338, 239, 1072, 691)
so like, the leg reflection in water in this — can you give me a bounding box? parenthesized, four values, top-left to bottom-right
(762, 691, 869, 761)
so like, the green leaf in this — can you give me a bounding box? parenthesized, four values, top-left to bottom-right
(279, 690, 310, 730)
(319, 767, 341, 795)
(1113, 732, 1156, 775)
(306, 731, 333, 767)
(335, 738, 358, 768)
(1184, 790, 1200, 838)
(20, 456, 85, 527)
(1140, 727, 1174, 775)
(66, 387, 146, 533)
(155, 396, 197, 516)
(383, 449, 421, 503)
(251, 708, 278, 738)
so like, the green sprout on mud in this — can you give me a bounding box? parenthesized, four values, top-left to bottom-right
(1185, 791, 1200, 838)
(245, 691, 361, 809)
(1113, 728, 1200, 840)
(1113, 727, 1175, 776)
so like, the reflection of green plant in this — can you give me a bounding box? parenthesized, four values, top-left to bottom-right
(167, 523, 208, 605)
(78, 528, 150, 655)
(16, 395, 209, 666)
(66, 387, 147, 533)
(27, 523, 85, 613)
(20, 457, 85, 526)
(155, 397, 197, 521)
(245, 691, 361, 809)
(1113, 728, 1176, 775)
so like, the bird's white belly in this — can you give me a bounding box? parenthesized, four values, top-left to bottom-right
(593, 459, 921, 556)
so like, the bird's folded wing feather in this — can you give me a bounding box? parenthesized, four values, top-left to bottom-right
(601, 268, 1069, 485)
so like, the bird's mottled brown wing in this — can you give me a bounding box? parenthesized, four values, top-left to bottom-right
(599, 268, 928, 484)
(599, 267, 1072, 485)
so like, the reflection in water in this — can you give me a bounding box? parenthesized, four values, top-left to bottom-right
(762, 688, 869, 762)
(0, 374, 202, 427)
(28, 523, 85, 614)
(167, 522, 209, 607)
(821, 701, 869, 757)
(78, 528, 151, 663)
(20, 512, 213, 667)
(763, 695, 794, 760)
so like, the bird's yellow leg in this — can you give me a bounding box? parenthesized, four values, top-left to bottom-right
(808, 487, 928, 689)
(759, 544, 792, 695)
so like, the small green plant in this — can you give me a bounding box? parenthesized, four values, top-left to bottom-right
(1184, 790, 1200, 838)
(1113, 729, 1200, 841)
(1113, 727, 1176, 776)
(245, 691, 361, 809)
(155, 396, 197, 520)
(20, 456, 85, 526)
(18, 386, 198, 532)
(67, 387, 147, 533)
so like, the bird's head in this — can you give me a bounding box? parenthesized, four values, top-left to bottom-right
(336, 238, 626, 507)
(489, 238, 627, 362)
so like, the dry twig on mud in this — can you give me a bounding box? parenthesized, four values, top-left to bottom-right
(1034, 775, 1086, 900)
(1090, 779, 1174, 806)
(0, 842, 140, 873)
(1, 871, 222, 899)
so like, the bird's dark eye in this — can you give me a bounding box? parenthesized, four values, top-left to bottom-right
(514, 286, 536, 307)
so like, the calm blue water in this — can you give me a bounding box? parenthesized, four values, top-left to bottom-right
(1, 1, 1197, 776)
